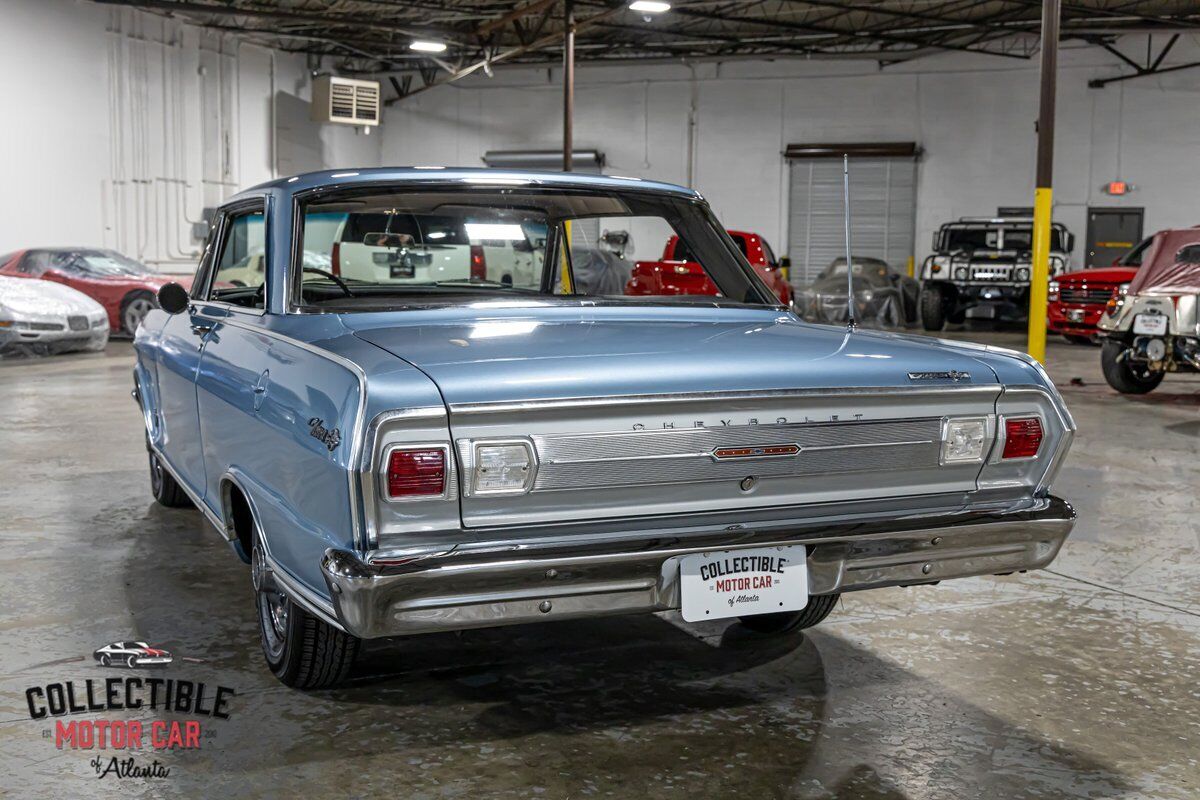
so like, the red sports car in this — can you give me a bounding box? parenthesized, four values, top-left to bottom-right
(0, 248, 192, 336)
(1047, 237, 1148, 344)
(625, 230, 793, 306)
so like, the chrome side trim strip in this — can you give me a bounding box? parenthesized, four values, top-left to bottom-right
(266, 552, 346, 632)
(218, 316, 370, 550)
(449, 383, 999, 415)
(149, 442, 227, 537)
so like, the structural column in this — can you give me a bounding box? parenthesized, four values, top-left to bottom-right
(1027, 0, 1061, 363)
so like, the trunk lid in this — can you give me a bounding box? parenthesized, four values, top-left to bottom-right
(348, 303, 1003, 527)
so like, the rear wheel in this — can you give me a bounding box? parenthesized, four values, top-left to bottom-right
(120, 290, 157, 337)
(738, 594, 839, 635)
(149, 451, 192, 508)
(1101, 340, 1165, 394)
(920, 285, 948, 331)
(253, 543, 359, 689)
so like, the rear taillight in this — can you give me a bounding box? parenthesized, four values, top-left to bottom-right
(386, 448, 446, 498)
(1002, 417, 1043, 459)
(331, 242, 341, 276)
(470, 245, 486, 280)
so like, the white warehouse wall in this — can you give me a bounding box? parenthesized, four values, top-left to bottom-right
(381, 39, 1200, 271)
(0, 0, 381, 270)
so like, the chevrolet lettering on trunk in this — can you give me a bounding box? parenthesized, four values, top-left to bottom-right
(132, 167, 1077, 689)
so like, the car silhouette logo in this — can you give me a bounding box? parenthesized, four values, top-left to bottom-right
(93, 641, 173, 670)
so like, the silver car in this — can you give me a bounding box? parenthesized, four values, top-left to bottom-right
(0, 276, 108, 356)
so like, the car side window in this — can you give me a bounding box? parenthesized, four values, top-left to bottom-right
(209, 206, 267, 308)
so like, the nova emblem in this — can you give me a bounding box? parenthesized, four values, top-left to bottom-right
(907, 370, 971, 382)
(307, 417, 341, 452)
(712, 444, 800, 460)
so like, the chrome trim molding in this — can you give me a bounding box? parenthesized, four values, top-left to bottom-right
(266, 552, 347, 632)
(321, 495, 1075, 638)
(149, 442, 226, 536)
(448, 383, 1000, 415)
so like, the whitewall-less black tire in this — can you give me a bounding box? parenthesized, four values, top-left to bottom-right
(738, 593, 840, 635)
(252, 543, 359, 689)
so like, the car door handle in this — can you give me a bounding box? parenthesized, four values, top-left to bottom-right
(190, 323, 214, 336)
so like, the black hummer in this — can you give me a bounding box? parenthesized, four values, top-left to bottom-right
(919, 217, 1075, 330)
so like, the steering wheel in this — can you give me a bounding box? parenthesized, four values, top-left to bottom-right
(302, 267, 355, 298)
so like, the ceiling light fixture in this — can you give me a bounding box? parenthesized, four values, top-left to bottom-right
(410, 40, 447, 53)
(629, 1, 670, 12)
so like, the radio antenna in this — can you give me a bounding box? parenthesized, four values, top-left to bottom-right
(842, 153, 855, 330)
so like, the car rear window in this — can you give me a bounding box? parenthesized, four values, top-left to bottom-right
(339, 213, 470, 246)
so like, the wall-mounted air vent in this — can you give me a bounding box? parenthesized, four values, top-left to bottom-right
(311, 75, 380, 127)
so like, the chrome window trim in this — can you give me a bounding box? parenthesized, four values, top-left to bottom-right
(193, 299, 267, 317)
(201, 195, 270, 305)
(378, 443, 452, 503)
(463, 438, 539, 497)
(217, 316, 369, 551)
(449, 383, 999, 415)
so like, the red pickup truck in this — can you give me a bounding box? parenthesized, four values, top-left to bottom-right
(625, 230, 793, 306)
(1047, 237, 1149, 344)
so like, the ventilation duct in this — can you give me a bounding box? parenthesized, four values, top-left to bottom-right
(311, 75, 380, 127)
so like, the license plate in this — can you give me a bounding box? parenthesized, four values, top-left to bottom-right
(679, 545, 808, 622)
(1067, 309, 1085, 323)
(1133, 313, 1168, 335)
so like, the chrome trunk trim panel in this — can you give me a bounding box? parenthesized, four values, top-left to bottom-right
(447, 383, 998, 415)
(522, 418, 940, 491)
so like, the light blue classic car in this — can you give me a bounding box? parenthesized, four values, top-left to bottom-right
(134, 168, 1076, 688)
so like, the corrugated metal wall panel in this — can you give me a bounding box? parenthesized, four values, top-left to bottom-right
(787, 157, 917, 284)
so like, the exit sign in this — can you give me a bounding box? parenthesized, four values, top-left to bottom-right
(1102, 181, 1134, 196)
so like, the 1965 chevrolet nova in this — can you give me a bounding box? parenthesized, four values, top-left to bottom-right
(133, 168, 1076, 688)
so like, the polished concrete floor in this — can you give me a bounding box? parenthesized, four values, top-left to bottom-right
(1, 331, 1198, 799)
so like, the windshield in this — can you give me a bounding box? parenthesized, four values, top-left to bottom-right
(295, 185, 768, 311)
(44, 250, 150, 277)
(941, 225, 1064, 253)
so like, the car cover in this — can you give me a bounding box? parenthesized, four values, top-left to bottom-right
(1127, 228, 1200, 295)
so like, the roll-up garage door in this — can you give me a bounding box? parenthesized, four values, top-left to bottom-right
(786, 144, 918, 285)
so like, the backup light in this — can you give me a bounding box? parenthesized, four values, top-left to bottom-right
(473, 442, 535, 494)
(386, 448, 446, 498)
(1002, 417, 1043, 459)
(942, 417, 988, 464)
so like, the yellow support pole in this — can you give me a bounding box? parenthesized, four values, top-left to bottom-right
(1026, 0, 1060, 365)
(1027, 188, 1053, 363)
(559, 219, 574, 293)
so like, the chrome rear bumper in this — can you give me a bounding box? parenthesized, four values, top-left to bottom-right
(320, 496, 1075, 639)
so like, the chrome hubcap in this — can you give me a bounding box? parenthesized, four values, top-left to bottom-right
(254, 546, 289, 656)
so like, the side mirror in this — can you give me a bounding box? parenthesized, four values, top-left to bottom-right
(779, 256, 791, 268)
(1065, 232, 1076, 252)
(158, 282, 189, 314)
